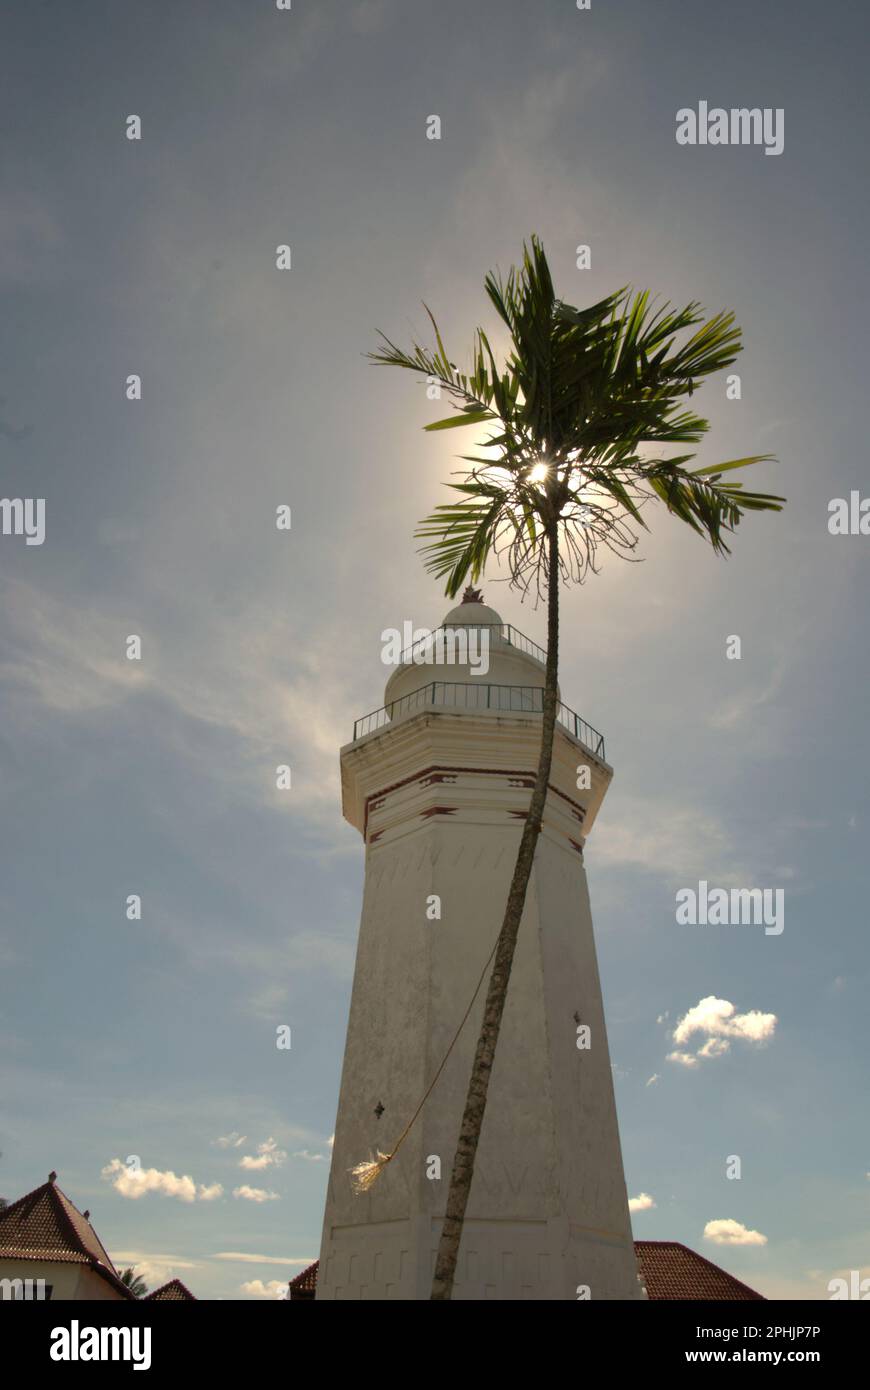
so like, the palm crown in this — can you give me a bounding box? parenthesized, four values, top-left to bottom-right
(369, 235, 784, 596)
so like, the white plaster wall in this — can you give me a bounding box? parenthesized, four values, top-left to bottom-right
(74, 1266, 126, 1300)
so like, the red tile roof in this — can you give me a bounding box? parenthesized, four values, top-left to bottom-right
(635, 1241, 765, 1301)
(287, 1261, 318, 1298)
(0, 1174, 136, 1300)
(288, 1244, 765, 1301)
(145, 1278, 197, 1301)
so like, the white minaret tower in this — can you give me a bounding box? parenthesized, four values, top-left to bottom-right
(317, 591, 641, 1300)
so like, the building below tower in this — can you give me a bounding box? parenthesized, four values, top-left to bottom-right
(289, 1246, 766, 1301)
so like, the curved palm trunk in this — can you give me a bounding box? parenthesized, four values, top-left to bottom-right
(431, 521, 561, 1300)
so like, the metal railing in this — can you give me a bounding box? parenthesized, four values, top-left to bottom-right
(352, 681, 606, 760)
(396, 623, 547, 668)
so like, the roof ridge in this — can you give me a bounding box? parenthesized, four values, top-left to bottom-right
(145, 1277, 197, 1301)
(51, 1184, 96, 1259)
(53, 1185, 117, 1271)
(0, 1178, 56, 1221)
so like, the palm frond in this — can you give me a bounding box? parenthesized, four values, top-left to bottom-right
(415, 485, 511, 596)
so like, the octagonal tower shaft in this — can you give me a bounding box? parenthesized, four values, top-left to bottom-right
(317, 599, 641, 1300)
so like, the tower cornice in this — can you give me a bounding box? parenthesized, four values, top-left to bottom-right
(340, 710, 612, 849)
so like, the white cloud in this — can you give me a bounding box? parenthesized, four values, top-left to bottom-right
(239, 1137, 288, 1171)
(704, 1218, 767, 1247)
(666, 1050, 698, 1068)
(673, 996, 777, 1055)
(102, 1159, 223, 1203)
(233, 1185, 280, 1203)
(292, 1149, 327, 1163)
(629, 1192, 656, 1213)
(240, 1279, 289, 1299)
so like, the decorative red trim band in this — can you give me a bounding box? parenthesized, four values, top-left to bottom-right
(363, 764, 587, 837)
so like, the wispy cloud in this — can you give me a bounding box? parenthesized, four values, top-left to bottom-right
(110, 1250, 200, 1287)
(239, 1137, 287, 1171)
(213, 1132, 247, 1149)
(595, 798, 748, 884)
(213, 1252, 314, 1266)
(153, 908, 355, 987)
(707, 658, 786, 731)
(0, 577, 355, 819)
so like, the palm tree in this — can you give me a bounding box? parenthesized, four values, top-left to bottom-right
(118, 1266, 148, 1298)
(369, 236, 785, 1300)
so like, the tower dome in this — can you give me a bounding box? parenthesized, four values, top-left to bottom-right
(441, 586, 504, 629)
(382, 586, 555, 711)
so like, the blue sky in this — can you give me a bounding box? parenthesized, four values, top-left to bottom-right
(0, 0, 867, 1299)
